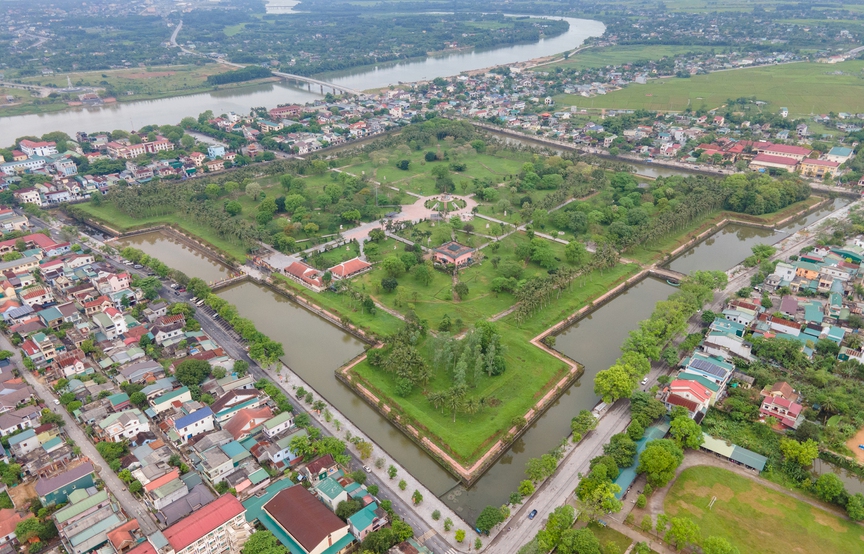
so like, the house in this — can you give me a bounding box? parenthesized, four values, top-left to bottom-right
(262, 486, 352, 554)
(799, 158, 840, 178)
(133, 494, 250, 554)
(9, 427, 39, 456)
(262, 411, 294, 438)
(205, 160, 225, 172)
(117, 359, 165, 384)
(0, 411, 33, 436)
(19, 139, 57, 157)
(284, 261, 324, 290)
(211, 390, 265, 423)
(303, 454, 338, 482)
(151, 386, 192, 414)
(760, 381, 798, 402)
(0, 508, 33, 548)
(96, 409, 149, 442)
(208, 146, 226, 159)
(174, 407, 215, 443)
(749, 154, 798, 172)
(93, 308, 128, 340)
(198, 449, 234, 484)
(35, 462, 96, 505)
(327, 258, 372, 280)
(347, 502, 387, 541)
(760, 395, 804, 429)
(825, 146, 854, 164)
(768, 315, 801, 337)
(433, 241, 475, 267)
(223, 407, 273, 441)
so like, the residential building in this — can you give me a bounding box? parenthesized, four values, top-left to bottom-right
(347, 502, 387, 541)
(174, 407, 215, 443)
(262, 411, 294, 438)
(35, 462, 96, 505)
(96, 409, 149, 442)
(262, 486, 352, 554)
(303, 454, 338, 482)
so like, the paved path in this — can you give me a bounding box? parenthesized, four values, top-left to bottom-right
(0, 333, 160, 536)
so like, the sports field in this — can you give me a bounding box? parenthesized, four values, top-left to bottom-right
(665, 466, 864, 554)
(554, 60, 864, 116)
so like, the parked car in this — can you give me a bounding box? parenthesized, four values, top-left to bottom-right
(641, 377, 649, 386)
(363, 465, 371, 473)
(133, 264, 143, 269)
(528, 510, 538, 520)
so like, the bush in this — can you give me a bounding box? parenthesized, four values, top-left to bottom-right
(432, 510, 441, 521)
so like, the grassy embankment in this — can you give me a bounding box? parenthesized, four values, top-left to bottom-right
(541, 45, 716, 72)
(553, 60, 864, 116)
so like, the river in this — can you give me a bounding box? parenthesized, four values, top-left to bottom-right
(0, 16, 604, 143)
(668, 197, 853, 275)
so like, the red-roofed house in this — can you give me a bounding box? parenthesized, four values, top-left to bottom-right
(161, 494, 249, 554)
(144, 468, 181, 493)
(263, 487, 350, 554)
(328, 257, 371, 280)
(223, 407, 273, 441)
(668, 379, 712, 406)
(83, 295, 113, 316)
(749, 154, 799, 171)
(0, 508, 33, 548)
(761, 395, 803, 429)
(284, 261, 324, 290)
(20, 287, 53, 307)
(303, 454, 338, 482)
(19, 139, 58, 157)
(663, 393, 701, 418)
(769, 315, 801, 337)
(107, 519, 140, 552)
(759, 143, 812, 161)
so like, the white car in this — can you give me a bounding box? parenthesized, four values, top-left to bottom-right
(640, 378, 649, 386)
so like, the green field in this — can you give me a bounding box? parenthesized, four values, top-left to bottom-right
(554, 61, 864, 116)
(542, 45, 715, 72)
(665, 466, 864, 554)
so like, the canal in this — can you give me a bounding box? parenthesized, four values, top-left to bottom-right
(668, 197, 853, 275)
(216, 280, 462, 497)
(114, 231, 232, 283)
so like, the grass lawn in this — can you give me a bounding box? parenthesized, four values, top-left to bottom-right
(75, 202, 250, 261)
(665, 466, 864, 554)
(542, 45, 715, 72)
(586, 522, 633, 552)
(554, 60, 864, 116)
(272, 273, 404, 337)
(0, 87, 71, 117)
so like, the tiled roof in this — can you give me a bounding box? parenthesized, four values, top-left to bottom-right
(163, 494, 244, 551)
(263, 486, 347, 553)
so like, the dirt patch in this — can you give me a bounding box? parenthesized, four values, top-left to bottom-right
(812, 508, 847, 533)
(123, 71, 177, 79)
(7, 481, 37, 509)
(681, 480, 735, 502)
(844, 427, 864, 464)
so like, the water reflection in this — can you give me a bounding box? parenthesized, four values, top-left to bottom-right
(115, 231, 231, 282)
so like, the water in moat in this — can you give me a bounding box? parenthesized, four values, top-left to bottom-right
(668, 197, 853, 275)
(114, 231, 231, 283)
(129, 192, 849, 520)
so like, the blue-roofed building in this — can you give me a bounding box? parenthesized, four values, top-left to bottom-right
(174, 407, 214, 444)
(802, 301, 824, 325)
(9, 427, 39, 456)
(710, 317, 745, 337)
(826, 146, 854, 164)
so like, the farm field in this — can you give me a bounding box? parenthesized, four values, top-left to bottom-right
(13, 64, 269, 101)
(553, 61, 864, 116)
(542, 45, 715, 72)
(664, 466, 864, 554)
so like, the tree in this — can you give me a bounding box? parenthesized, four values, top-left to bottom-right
(174, 359, 212, 387)
(388, 465, 397, 479)
(335, 499, 363, 519)
(637, 439, 684, 488)
(398, 479, 407, 491)
(814, 473, 845, 503)
(565, 241, 589, 267)
(453, 281, 468, 299)
(669, 416, 704, 449)
(412, 490, 423, 504)
(594, 364, 635, 403)
(558, 528, 601, 554)
(665, 517, 701, 551)
(242, 530, 288, 554)
(381, 277, 399, 292)
(846, 493, 864, 521)
(518, 480, 535, 497)
(779, 438, 819, 467)
(130, 391, 147, 407)
(604, 433, 637, 468)
(15, 518, 44, 542)
(413, 264, 433, 286)
(702, 536, 740, 554)
(246, 182, 263, 200)
(537, 505, 575, 552)
(444, 517, 453, 531)
(476, 505, 506, 533)
(381, 256, 405, 277)
(455, 529, 466, 543)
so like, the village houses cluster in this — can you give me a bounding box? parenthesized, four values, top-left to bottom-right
(0, 231, 398, 554)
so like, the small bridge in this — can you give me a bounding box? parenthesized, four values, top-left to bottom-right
(210, 273, 250, 291)
(649, 266, 687, 283)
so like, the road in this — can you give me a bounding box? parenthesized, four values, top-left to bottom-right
(488, 400, 632, 554)
(0, 332, 160, 535)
